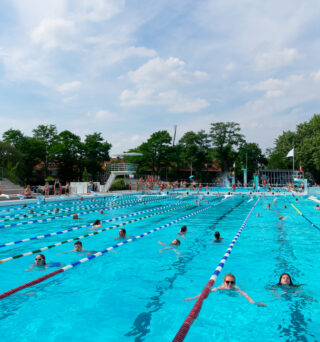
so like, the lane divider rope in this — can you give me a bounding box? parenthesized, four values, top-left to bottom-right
(172, 198, 260, 342)
(0, 204, 191, 263)
(291, 203, 320, 231)
(0, 195, 176, 229)
(0, 201, 194, 248)
(0, 198, 229, 300)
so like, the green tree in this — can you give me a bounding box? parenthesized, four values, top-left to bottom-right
(50, 130, 83, 181)
(267, 114, 320, 182)
(178, 130, 210, 180)
(210, 122, 244, 171)
(2, 129, 46, 183)
(135, 131, 172, 175)
(83, 133, 112, 178)
(32, 124, 58, 177)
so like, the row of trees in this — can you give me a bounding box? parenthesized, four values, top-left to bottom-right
(0, 125, 111, 184)
(128, 115, 320, 183)
(267, 114, 320, 182)
(1, 114, 319, 185)
(128, 122, 266, 182)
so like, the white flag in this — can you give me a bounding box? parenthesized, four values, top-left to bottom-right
(286, 148, 294, 157)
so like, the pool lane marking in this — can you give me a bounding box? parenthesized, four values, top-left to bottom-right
(0, 199, 135, 220)
(0, 195, 176, 229)
(0, 193, 145, 213)
(291, 203, 320, 231)
(0, 203, 191, 264)
(0, 194, 173, 221)
(0, 195, 171, 224)
(173, 198, 260, 342)
(0, 201, 191, 248)
(0, 198, 229, 300)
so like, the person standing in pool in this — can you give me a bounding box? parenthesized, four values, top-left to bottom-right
(185, 273, 267, 306)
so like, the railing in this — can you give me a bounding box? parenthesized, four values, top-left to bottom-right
(106, 163, 138, 172)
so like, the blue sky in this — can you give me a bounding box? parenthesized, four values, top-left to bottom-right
(0, 0, 320, 154)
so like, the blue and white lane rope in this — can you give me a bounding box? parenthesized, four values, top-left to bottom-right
(173, 197, 260, 342)
(291, 203, 320, 232)
(0, 194, 173, 222)
(0, 196, 140, 219)
(0, 204, 192, 263)
(0, 195, 176, 229)
(0, 198, 229, 299)
(0, 201, 195, 248)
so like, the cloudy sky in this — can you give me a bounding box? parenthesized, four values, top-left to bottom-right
(0, 0, 319, 154)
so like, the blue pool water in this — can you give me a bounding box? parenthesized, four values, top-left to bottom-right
(0, 194, 320, 341)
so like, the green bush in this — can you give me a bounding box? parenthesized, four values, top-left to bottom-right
(110, 178, 128, 191)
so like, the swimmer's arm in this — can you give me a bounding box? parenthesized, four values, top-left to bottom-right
(172, 248, 181, 256)
(25, 264, 35, 272)
(158, 241, 166, 245)
(237, 288, 267, 307)
(159, 247, 171, 253)
(59, 250, 73, 254)
(184, 286, 222, 301)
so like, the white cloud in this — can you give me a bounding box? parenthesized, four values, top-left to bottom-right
(225, 63, 236, 71)
(127, 57, 209, 89)
(255, 48, 299, 70)
(169, 98, 210, 113)
(57, 81, 81, 93)
(310, 70, 320, 81)
(120, 57, 210, 112)
(31, 18, 76, 50)
(72, 0, 125, 22)
(95, 110, 115, 119)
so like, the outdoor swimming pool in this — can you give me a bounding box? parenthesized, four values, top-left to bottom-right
(0, 193, 319, 341)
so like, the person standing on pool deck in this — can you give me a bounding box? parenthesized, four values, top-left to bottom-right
(185, 273, 267, 306)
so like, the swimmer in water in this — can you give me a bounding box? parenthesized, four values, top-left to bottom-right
(178, 225, 187, 238)
(54, 208, 59, 213)
(61, 241, 95, 255)
(26, 254, 63, 271)
(158, 239, 181, 256)
(213, 231, 223, 242)
(267, 204, 271, 210)
(26, 254, 48, 271)
(92, 219, 102, 229)
(185, 273, 267, 306)
(73, 214, 79, 219)
(118, 228, 126, 238)
(256, 213, 260, 217)
(271, 273, 310, 299)
(100, 209, 104, 214)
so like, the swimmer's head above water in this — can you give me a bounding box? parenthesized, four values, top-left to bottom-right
(35, 254, 46, 266)
(119, 228, 126, 238)
(223, 273, 236, 289)
(74, 241, 83, 252)
(278, 273, 294, 286)
(180, 225, 187, 233)
(170, 239, 181, 246)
